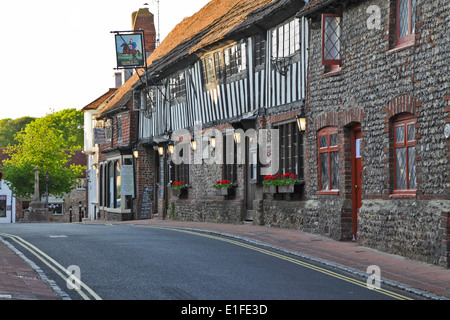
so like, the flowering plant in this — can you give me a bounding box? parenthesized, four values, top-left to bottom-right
(263, 174, 279, 187)
(263, 173, 300, 187)
(213, 179, 233, 189)
(171, 181, 187, 190)
(277, 173, 300, 186)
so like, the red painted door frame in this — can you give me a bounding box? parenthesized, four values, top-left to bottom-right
(351, 125, 362, 239)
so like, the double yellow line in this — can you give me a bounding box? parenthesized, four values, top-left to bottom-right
(0, 233, 102, 300)
(150, 226, 414, 300)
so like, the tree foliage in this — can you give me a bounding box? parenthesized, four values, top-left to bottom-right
(0, 117, 36, 147)
(0, 109, 85, 199)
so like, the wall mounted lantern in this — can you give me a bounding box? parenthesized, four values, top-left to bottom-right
(210, 136, 216, 148)
(234, 132, 241, 144)
(133, 147, 139, 159)
(296, 107, 307, 133)
(190, 138, 197, 151)
(168, 141, 175, 154)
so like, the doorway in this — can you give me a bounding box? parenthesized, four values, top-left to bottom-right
(351, 125, 362, 239)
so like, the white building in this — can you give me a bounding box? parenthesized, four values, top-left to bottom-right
(0, 176, 16, 224)
(81, 88, 118, 220)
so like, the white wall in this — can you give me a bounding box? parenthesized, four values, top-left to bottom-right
(0, 180, 16, 223)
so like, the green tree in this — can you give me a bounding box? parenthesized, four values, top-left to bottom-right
(1, 110, 85, 199)
(44, 108, 84, 149)
(0, 117, 36, 147)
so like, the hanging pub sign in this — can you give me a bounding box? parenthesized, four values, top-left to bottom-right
(114, 32, 145, 68)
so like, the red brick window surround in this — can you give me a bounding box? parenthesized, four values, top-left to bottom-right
(318, 127, 339, 194)
(395, 0, 416, 47)
(321, 14, 342, 72)
(392, 114, 417, 196)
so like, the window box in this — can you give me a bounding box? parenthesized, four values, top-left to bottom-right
(264, 186, 277, 194)
(216, 187, 235, 198)
(278, 185, 294, 193)
(172, 187, 188, 199)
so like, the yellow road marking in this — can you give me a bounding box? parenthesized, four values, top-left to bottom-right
(148, 226, 414, 300)
(0, 233, 102, 300)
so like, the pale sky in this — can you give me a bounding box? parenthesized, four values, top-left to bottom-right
(0, 0, 211, 120)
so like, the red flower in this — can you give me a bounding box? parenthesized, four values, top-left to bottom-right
(290, 174, 297, 179)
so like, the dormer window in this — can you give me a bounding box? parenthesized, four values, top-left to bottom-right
(201, 41, 247, 87)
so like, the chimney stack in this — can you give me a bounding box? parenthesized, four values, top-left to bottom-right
(132, 7, 156, 58)
(114, 72, 123, 88)
(118, 7, 156, 84)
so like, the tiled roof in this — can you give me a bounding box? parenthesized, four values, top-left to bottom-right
(97, 0, 300, 118)
(97, 0, 242, 118)
(81, 88, 118, 112)
(296, 0, 357, 17)
(189, 0, 276, 54)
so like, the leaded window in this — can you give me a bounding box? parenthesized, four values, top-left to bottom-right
(169, 71, 186, 100)
(271, 18, 300, 59)
(202, 55, 215, 85)
(318, 127, 339, 193)
(254, 35, 266, 67)
(223, 134, 237, 184)
(396, 0, 416, 46)
(322, 14, 342, 66)
(201, 42, 247, 86)
(393, 115, 416, 194)
(117, 115, 123, 142)
(277, 121, 304, 178)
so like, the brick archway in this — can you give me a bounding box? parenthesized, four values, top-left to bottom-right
(384, 94, 419, 119)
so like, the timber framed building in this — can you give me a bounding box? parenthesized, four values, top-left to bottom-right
(90, 0, 449, 268)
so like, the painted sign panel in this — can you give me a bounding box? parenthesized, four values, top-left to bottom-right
(93, 128, 107, 145)
(115, 33, 145, 68)
(121, 165, 134, 196)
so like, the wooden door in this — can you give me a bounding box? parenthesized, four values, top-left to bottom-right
(351, 126, 362, 239)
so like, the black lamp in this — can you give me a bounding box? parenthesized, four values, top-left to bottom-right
(296, 108, 306, 133)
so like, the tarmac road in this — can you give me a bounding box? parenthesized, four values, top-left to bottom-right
(0, 222, 428, 301)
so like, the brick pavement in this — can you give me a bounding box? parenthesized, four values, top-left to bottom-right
(0, 219, 449, 300)
(0, 239, 61, 300)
